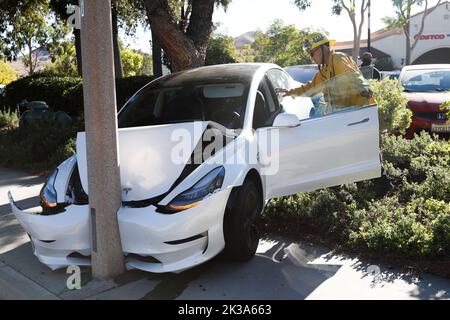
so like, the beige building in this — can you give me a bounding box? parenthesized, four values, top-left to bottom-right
(335, 1, 450, 69)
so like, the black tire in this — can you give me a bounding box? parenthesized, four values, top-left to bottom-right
(223, 179, 262, 261)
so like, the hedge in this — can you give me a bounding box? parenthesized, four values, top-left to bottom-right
(0, 121, 79, 173)
(3, 74, 157, 118)
(263, 132, 450, 267)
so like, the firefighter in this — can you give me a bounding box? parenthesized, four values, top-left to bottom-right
(279, 34, 375, 112)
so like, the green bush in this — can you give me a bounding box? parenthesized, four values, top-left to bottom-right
(4, 73, 157, 118)
(348, 197, 450, 258)
(0, 109, 19, 130)
(381, 132, 450, 203)
(371, 79, 412, 134)
(0, 61, 18, 85)
(0, 122, 79, 173)
(441, 101, 450, 120)
(4, 74, 82, 116)
(263, 131, 450, 262)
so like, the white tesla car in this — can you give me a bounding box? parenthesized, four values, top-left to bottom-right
(8, 63, 381, 273)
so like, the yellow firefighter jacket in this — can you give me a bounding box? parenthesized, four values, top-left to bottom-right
(290, 50, 375, 108)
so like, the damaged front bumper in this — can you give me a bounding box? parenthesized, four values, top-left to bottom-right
(8, 188, 231, 273)
(8, 191, 91, 270)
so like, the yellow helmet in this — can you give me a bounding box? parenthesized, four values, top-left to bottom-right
(304, 34, 336, 53)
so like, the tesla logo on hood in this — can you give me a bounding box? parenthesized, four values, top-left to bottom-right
(123, 187, 132, 195)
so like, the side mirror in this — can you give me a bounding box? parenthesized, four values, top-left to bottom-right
(273, 113, 301, 128)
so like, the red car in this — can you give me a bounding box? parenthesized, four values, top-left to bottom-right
(399, 64, 450, 139)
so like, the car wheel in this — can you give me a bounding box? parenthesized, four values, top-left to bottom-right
(223, 179, 262, 261)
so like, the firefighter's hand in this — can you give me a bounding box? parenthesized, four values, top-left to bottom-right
(275, 88, 293, 97)
(360, 86, 374, 99)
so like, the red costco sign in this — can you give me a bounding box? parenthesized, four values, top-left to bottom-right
(414, 34, 447, 40)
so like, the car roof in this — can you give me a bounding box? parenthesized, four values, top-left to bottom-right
(285, 64, 318, 69)
(152, 63, 279, 88)
(402, 64, 450, 71)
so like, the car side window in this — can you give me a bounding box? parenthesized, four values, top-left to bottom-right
(267, 69, 291, 104)
(253, 77, 280, 129)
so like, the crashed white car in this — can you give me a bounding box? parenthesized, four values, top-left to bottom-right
(9, 63, 381, 273)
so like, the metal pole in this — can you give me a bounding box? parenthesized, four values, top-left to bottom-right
(80, 0, 125, 280)
(368, 0, 372, 53)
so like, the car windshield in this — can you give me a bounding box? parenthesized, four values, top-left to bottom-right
(401, 69, 450, 92)
(285, 67, 318, 84)
(118, 82, 250, 130)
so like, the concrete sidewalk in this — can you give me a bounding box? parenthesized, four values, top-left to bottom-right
(1, 167, 449, 300)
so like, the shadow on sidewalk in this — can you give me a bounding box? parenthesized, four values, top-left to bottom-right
(0, 196, 40, 216)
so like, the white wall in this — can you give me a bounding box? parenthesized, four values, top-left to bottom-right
(337, 2, 450, 69)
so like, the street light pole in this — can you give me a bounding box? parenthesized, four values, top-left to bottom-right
(368, 0, 372, 53)
(80, 0, 125, 279)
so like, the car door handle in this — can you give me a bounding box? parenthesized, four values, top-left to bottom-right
(348, 118, 370, 127)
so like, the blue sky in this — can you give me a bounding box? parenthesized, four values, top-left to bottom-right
(124, 0, 442, 53)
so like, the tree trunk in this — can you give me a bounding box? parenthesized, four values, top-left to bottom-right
(404, 23, 411, 65)
(151, 30, 163, 77)
(74, 28, 83, 76)
(112, 6, 123, 78)
(352, 22, 359, 61)
(186, 0, 214, 62)
(28, 39, 33, 75)
(144, 0, 214, 72)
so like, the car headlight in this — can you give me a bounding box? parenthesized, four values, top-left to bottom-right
(40, 169, 58, 208)
(166, 167, 225, 213)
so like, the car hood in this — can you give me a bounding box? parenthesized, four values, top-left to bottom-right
(404, 91, 450, 112)
(76, 122, 209, 202)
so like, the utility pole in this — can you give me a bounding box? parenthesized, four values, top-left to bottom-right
(368, 0, 372, 53)
(80, 0, 125, 279)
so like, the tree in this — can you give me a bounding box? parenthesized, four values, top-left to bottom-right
(121, 48, 144, 77)
(0, 1, 68, 75)
(237, 44, 255, 63)
(144, 0, 231, 72)
(49, 0, 146, 77)
(44, 40, 79, 77)
(252, 20, 312, 67)
(49, 0, 82, 75)
(135, 50, 154, 76)
(0, 61, 17, 85)
(110, 0, 146, 78)
(383, 0, 443, 65)
(294, 0, 370, 61)
(205, 33, 237, 66)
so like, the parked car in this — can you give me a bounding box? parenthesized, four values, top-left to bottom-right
(284, 65, 319, 84)
(8, 63, 382, 273)
(399, 64, 450, 138)
(284, 65, 327, 116)
(380, 70, 401, 81)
